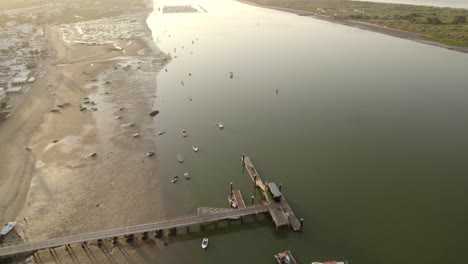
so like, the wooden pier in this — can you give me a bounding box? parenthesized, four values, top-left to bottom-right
(0, 205, 269, 257)
(242, 155, 302, 231)
(0, 155, 302, 258)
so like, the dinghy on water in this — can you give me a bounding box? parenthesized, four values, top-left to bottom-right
(181, 130, 187, 137)
(192, 145, 199, 152)
(184, 172, 190, 180)
(158, 130, 166, 135)
(201, 238, 208, 250)
(214, 122, 224, 129)
(172, 176, 179, 183)
(177, 154, 184, 163)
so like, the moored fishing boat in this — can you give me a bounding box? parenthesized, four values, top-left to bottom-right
(192, 145, 199, 152)
(177, 154, 184, 163)
(172, 176, 179, 183)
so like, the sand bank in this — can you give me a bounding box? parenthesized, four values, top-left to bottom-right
(0, 5, 171, 261)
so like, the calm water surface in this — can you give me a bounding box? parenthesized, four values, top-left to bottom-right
(147, 0, 468, 263)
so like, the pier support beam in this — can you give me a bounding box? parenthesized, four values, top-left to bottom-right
(300, 218, 304, 231)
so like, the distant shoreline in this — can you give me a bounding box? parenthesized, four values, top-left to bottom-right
(238, 0, 468, 54)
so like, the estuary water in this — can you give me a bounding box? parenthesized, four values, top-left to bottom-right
(147, 0, 468, 263)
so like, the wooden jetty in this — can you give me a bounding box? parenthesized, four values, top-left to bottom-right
(275, 250, 298, 264)
(0, 155, 302, 258)
(242, 155, 302, 231)
(230, 189, 246, 209)
(0, 205, 269, 257)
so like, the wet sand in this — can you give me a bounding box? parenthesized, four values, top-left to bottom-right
(0, 4, 172, 262)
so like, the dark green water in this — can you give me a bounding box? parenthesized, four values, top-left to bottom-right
(147, 0, 468, 263)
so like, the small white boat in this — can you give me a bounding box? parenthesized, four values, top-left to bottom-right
(181, 130, 187, 137)
(177, 154, 184, 163)
(201, 238, 208, 250)
(214, 122, 224, 129)
(184, 172, 190, 180)
(147, 152, 155, 157)
(133, 133, 139, 137)
(192, 145, 199, 152)
(158, 130, 166, 135)
(172, 176, 179, 183)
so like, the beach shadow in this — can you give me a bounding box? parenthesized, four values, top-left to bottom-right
(115, 243, 135, 264)
(49, 248, 63, 264)
(66, 245, 80, 264)
(81, 245, 98, 264)
(130, 243, 152, 264)
(100, 243, 117, 264)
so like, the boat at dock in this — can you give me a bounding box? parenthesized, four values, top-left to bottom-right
(172, 176, 179, 183)
(177, 154, 184, 163)
(228, 196, 238, 209)
(192, 145, 198, 152)
(201, 238, 208, 250)
(275, 250, 297, 264)
(184, 172, 190, 180)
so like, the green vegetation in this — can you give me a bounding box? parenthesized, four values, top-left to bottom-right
(243, 0, 468, 46)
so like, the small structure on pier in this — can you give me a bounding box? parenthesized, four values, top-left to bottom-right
(242, 155, 302, 231)
(267, 182, 282, 203)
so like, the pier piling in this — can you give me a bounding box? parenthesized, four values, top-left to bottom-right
(300, 219, 304, 231)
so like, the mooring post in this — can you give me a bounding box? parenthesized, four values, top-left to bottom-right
(279, 183, 282, 192)
(230, 182, 233, 196)
(242, 154, 245, 173)
(251, 195, 255, 205)
(300, 218, 304, 231)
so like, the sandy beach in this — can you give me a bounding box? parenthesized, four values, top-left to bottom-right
(0, 2, 173, 262)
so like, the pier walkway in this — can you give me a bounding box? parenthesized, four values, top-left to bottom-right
(0, 205, 269, 257)
(242, 155, 302, 231)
